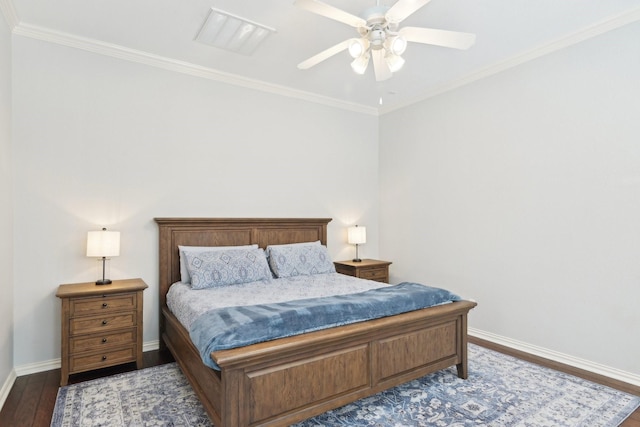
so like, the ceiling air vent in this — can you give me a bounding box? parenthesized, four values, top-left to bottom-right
(195, 8, 276, 55)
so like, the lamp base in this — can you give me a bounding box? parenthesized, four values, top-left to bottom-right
(352, 258, 362, 262)
(95, 279, 112, 285)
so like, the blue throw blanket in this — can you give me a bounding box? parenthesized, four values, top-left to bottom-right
(189, 282, 461, 369)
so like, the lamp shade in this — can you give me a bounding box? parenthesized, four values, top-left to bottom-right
(86, 229, 120, 257)
(347, 226, 366, 245)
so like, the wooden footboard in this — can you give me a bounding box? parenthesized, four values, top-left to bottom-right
(163, 300, 476, 427)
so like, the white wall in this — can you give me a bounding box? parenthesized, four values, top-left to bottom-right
(11, 36, 380, 367)
(0, 9, 14, 400)
(380, 22, 640, 375)
(8, 10, 639, 383)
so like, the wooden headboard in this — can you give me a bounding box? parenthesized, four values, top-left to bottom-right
(154, 218, 332, 310)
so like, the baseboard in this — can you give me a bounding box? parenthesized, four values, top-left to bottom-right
(0, 368, 17, 411)
(469, 328, 640, 387)
(143, 339, 160, 353)
(13, 340, 161, 377)
(14, 358, 60, 376)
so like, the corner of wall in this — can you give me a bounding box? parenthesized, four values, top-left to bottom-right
(0, 368, 16, 411)
(0, 0, 19, 31)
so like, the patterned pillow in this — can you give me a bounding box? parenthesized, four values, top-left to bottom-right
(267, 242, 336, 278)
(184, 248, 272, 290)
(178, 244, 258, 284)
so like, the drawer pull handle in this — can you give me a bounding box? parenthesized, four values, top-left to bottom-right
(102, 303, 108, 308)
(102, 355, 107, 361)
(102, 338, 108, 343)
(102, 320, 108, 325)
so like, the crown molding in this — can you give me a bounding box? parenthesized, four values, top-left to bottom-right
(9, 5, 640, 116)
(380, 6, 640, 114)
(12, 22, 379, 116)
(0, 0, 19, 31)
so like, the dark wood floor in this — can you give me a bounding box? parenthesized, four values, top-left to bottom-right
(1, 340, 638, 427)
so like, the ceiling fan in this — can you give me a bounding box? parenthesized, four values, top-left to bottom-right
(295, 0, 476, 81)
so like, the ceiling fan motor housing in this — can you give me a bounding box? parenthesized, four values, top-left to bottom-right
(370, 26, 387, 49)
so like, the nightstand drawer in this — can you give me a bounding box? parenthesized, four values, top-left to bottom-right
(70, 293, 137, 316)
(359, 267, 388, 282)
(70, 329, 137, 353)
(70, 313, 136, 335)
(70, 345, 137, 373)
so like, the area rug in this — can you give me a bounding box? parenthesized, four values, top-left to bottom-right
(51, 344, 640, 426)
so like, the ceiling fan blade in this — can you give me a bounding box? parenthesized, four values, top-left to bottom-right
(297, 38, 356, 70)
(372, 50, 392, 82)
(294, 0, 367, 28)
(386, 0, 433, 24)
(399, 27, 476, 50)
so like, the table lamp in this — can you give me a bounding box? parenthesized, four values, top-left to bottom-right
(86, 227, 120, 285)
(347, 225, 366, 262)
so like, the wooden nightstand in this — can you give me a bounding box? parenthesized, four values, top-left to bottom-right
(334, 259, 392, 283)
(56, 278, 148, 386)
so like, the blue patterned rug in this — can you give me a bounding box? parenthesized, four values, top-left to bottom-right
(51, 344, 639, 426)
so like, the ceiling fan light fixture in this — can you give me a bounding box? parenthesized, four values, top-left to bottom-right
(351, 53, 370, 75)
(389, 35, 407, 55)
(348, 39, 367, 58)
(385, 52, 405, 72)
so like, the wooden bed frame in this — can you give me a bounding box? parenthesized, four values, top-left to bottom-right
(156, 218, 477, 427)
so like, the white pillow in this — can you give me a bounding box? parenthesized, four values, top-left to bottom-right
(178, 244, 258, 284)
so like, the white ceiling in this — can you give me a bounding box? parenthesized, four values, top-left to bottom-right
(5, 0, 640, 113)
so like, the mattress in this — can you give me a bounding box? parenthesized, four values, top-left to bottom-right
(166, 272, 387, 331)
